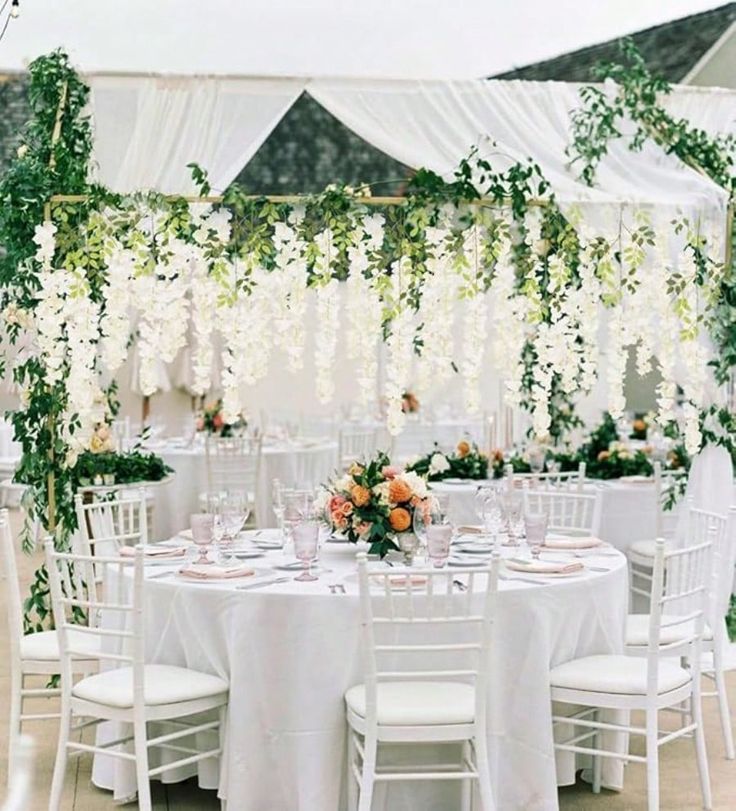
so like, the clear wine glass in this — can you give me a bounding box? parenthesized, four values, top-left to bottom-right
(481, 490, 503, 543)
(524, 510, 549, 560)
(214, 491, 250, 564)
(282, 490, 312, 555)
(190, 513, 215, 565)
(293, 520, 320, 581)
(501, 492, 523, 546)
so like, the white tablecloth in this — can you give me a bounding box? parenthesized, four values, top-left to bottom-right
(431, 479, 680, 552)
(93, 537, 628, 811)
(150, 440, 338, 539)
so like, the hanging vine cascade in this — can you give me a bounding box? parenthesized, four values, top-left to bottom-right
(0, 50, 725, 631)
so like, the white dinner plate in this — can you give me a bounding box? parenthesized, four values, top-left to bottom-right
(272, 562, 333, 573)
(455, 543, 494, 555)
(448, 557, 489, 568)
(232, 550, 265, 560)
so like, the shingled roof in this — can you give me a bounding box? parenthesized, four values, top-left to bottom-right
(495, 2, 736, 82)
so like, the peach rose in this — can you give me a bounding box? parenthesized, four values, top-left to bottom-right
(457, 440, 471, 458)
(329, 494, 347, 513)
(389, 507, 411, 532)
(332, 513, 348, 530)
(195, 417, 205, 431)
(633, 419, 647, 432)
(597, 450, 610, 462)
(348, 462, 365, 476)
(492, 449, 504, 462)
(388, 479, 412, 504)
(212, 413, 224, 430)
(340, 502, 353, 517)
(96, 424, 111, 441)
(355, 521, 372, 536)
(381, 465, 400, 480)
(351, 485, 371, 507)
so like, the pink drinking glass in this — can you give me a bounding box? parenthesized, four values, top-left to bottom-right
(292, 520, 319, 582)
(427, 524, 453, 568)
(191, 513, 215, 565)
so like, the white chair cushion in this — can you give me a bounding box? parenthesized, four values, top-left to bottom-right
(550, 655, 690, 695)
(628, 539, 671, 560)
(21, 629, 100, 662)
(73, 664, 228, 708)
(345, 681, 475, 726)
(625, 614, 713, 647)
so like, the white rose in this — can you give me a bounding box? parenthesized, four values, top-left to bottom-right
(429, 453, 450, 475)
(397, 470, 428, 499)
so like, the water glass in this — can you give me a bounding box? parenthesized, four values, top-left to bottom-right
(524, 510, 548, 557)
(283, 491, 313, 553)
(213, 491, 250, 563)
(293, 520, 320, 582)
(190, 513, 214, 565)
(501, 493, 523, 545)
(426, 524, 452, 568)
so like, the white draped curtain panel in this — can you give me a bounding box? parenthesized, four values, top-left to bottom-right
(88, 76, 305, 193)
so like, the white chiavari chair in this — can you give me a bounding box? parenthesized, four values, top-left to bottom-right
(551, 536, 713, 811)
(626, 505, 736, 759)
(203, 435, 262, 523)
(627, 462, 689, 597)
(0, 509, 99, 788)
(504, 461, 587, 492)
(522, 486, 602, 537)
(345, 552, 500, 811)
(1, 734, 33, 811)
(45, 542, 229, 811)
(338, 427, 379, 470)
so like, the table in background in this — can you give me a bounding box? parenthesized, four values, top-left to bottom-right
(93, 537, 628, 811)
(151, 439, 338, 538)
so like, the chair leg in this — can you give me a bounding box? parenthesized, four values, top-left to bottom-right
(7, 670, 22, 786)
(48, 691, 71, 811)
(592, 711, 602, 794)
(346, 730, 358, 811)
(357, 732, 377, 811)
(133, 713, 152, 811)
(712, 643, 735, 760)
(691, 691, 713, 810)
(645, 708, 659, 811)
(473, 732, 495, 811)
(460, 740, 472, 811)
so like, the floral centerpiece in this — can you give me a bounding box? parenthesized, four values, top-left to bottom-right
(407, 440, 489, 481)
(317, 451, 430, 557)
(196, 399, 247, 438)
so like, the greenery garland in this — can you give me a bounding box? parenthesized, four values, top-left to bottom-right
(567, 39, 736, 397)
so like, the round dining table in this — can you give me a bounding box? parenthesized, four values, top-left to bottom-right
(147, 438, 338, 538)
(93, 531, 628, 811)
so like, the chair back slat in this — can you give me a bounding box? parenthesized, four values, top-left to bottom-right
(205, 436, 262, 500)
(45, 543, 143, 681)
(0, 509, 23, 657)
(338, 428, 379, 470)
(505, 462, 586, 493)
(522, 487, 602, 536)
(356, 551, 499, 726)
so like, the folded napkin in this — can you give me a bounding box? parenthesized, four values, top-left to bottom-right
(178, 564, 255, 580)
(506, 559, 584, 575)
(177, 528, 193, 540)
(457, 525, 483, 535)
(542, 536, 603, 550)
(120, 545, 187, 558)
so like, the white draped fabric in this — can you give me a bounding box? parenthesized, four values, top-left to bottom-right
(662, 86, 736, 137)
(308, 79, 730, 218)
(89, 76, 304, 193)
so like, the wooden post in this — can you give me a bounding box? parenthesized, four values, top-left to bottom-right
(44, 80, 69, 536)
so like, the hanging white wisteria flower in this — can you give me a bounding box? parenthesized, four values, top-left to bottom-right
(99, 245, 135, 376)
(32, 221, 57, 269)
(189, 248, 219, 395)
(312, 228, 340, 404)
(459, 223, 488, 415)
(271, 220, 308, 372)
(384, 256, 416, 436)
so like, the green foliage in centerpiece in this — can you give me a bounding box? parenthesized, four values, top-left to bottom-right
(71, 449, 172, 489)
(406, 440, 489, 481)
(318, 451, 430, 558)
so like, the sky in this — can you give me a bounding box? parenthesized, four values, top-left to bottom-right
(0, 0, 730, 78)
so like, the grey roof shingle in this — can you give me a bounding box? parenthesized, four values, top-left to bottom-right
(494, 2, 736, 82)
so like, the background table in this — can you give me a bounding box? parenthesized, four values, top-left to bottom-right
(151, 439, 338, 538)
(431, 478, 682, 552)
(93, 537, 628, 811)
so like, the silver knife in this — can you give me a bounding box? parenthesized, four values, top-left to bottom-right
(236, 576, 290, 590)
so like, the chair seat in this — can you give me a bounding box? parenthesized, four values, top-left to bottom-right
(628, 539, 671, 560)
(345, 681, 475, 726)
(73, 664, 228, 708)
(625, 614, 713, 647)
(550, 655, 690, 695)
(21, 629, 100, 662)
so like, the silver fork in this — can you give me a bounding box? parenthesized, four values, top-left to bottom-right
(452, 579, 468, 592)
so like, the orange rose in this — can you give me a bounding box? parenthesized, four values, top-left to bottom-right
(597, 450, 610, 462)
(351, 485, 371, 507)
(389, 507, 411, 532)
(388, 479, 412, 504)
(457, 440, 471, 458)
(633, 419, 647, 433)
(348, 462, 365, 476)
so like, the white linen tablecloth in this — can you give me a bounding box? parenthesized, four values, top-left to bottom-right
(150, 440, 338, 538)
(93, 538, 628, 811)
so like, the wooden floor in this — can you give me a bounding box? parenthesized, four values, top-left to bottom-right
(1, 511, 735, 809)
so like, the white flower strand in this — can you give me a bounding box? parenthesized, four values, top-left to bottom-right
(313, 229, 340, 404)
(460, 224, 487, 415)
(99, 245, 135, 376)
(385, 257, 415, 436)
